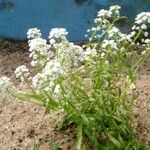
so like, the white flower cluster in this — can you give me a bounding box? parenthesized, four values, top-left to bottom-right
(29, 8, 150, 94)
(109, 5, 121, 15)
(43, 59, 64, 80)
(27, 28, 41, 39)
(32, 73, 62, 99)
(1, 5, 150, 101)
(56, 42, 84, 67)
(27, 28, 83, 99)
(0, 76, 12, 92)
(106, 27, 129, 42)
(86, 5, 123, 41)
(15, 65, 30, 82)
(27, 28, 70, 68)
(94, 5, 121, 29)
(29, 38, 50, 67)
(145, 39, 150, 44)
(132, 12, 150, 43)
(88, 6, 150, 46)
(81, 47, 97, 62)
(31, 59, 63, 98)
(134, 12, 150, 29)
(107, 27, 120, 38)
(102, 39, 118, 50)
(32, 73, 48, 90)
(49, 28, 68, 46)
(107, 26, 138, 44)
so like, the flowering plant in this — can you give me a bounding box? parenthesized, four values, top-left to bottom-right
(0, 5, 150, 149)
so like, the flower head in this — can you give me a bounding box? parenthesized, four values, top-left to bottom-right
(29, 38, 50, 67)
(15, 65, 30, 82)
(49, 28, 68, 45)
(0, 76, 12, 92)
(27, 28, 41, 39)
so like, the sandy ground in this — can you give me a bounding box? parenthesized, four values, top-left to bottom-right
(0, 41, 149, 149)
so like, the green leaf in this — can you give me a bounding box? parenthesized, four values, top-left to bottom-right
(77, 123, 83, 150)
(81, 114, 89, 125)
(107, 133, 122, 148)
(20, 93, 44, 101)
(16, 92, 45, 104)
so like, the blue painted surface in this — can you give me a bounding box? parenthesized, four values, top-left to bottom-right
(0, 0, 150, 41)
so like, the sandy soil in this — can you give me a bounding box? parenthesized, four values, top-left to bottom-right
(0, 41, 149, 149)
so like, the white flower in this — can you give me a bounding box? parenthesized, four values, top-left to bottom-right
(107, 27, 120, 38)
(85, 34, 88, 38)
(101, 52, 105, 58)
(105, 60, 109, 65)
(130, 31, 136, 36)
(97, 9, 111, 18)
(130, 83, 136, 90)
(54, 84, 61, 99)
(49, 38, 55, 45)
(27, 28, 41, 39)
(49, 28, 68, 42)
(29, 38, 49, 53)
(145, 39, 150, 44)
(144, 32, 149, 37)
(32, 73, 48, 90)
(102, 40, 118, 49)
(15, 65, 30, 82)
(91, 27, 97, 31)
(94, 6, 121, 36)
(94, 6, 121, 29)
(31, 60, 38, 67)
(87, 29, 90, 32)
(141, 24, 147, 30)
(126, 35, 133, 42)
(69, 44, 84, 56)
(134, 12, 150, 37)
(132, 25, 136, 30)
(29, 38, 50, 67)
(126, 76, 136, 90)
(43, 59, 64, 80)
(141, 51, 146, 55)
(109, 5, 121, 16)
(82, 47, 97, 61)
(0, 76, 12, 92)
(32, 71, 62, 96)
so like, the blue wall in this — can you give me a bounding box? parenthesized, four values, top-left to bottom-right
(0, 0, 150, 41)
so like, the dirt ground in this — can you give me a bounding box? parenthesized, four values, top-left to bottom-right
(0, 41, 149, 150)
